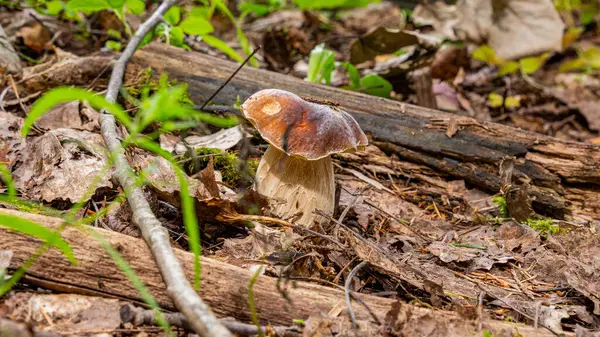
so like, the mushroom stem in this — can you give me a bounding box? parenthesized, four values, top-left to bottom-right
(255, 145, 335, 228)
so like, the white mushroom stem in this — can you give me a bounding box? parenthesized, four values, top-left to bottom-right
(255, 145, 335, 228)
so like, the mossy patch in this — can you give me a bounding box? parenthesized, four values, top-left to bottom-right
(525, 218, 562, 236)
(492, 195, 508, 218)
(186, 147, 258, 187)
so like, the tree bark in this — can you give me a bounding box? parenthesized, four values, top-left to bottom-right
(0, 209, 565, 337)
(128, 43, 600, 220)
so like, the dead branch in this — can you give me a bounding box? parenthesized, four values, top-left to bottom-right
(119, 303, 301, 337)
(98, 1, 231, 336)
(0, 209, 569, 337)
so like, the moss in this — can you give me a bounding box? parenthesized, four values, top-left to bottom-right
(492, 195, 509, 218)
(187, 148, 258, 187)
(1, 199, 63, 217)
(525, 218, 561, 235)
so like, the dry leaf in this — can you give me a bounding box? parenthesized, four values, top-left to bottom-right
(413, 0, 564, 60)
(13, 129, 112, 204)
(160, 126, 244, 154)
(16, 21, 52, 53)
(350, 27, 419, 64)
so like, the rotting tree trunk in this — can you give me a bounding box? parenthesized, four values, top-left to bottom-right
(0, 209, 568, 337)
(128, 43, 600, 220)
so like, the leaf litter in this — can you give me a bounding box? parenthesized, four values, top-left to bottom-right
(2, 0, 600, 336)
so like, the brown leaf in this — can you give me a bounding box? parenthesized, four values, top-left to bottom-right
(199, 156, 221, 198)
(16, 21, 52, 53)
(129, 153, 212, 207)
(350, 27, 419, 64)
(36, 101, 100, 132)
(413, 0, 564, 60)
(12, 129, 112, 204)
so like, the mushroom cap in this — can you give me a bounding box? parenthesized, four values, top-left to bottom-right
(241, 89, 368, 160)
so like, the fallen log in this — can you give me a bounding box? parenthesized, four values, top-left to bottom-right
(128, 43, 600, 220)
(0, 209, 565, 337)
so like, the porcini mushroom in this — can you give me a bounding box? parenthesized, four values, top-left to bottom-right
(241, 89, 368, 228)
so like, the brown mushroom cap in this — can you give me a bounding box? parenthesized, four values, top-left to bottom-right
(241, 89, 368, 160)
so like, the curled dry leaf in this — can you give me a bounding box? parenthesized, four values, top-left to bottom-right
(12, 129, 112, 204)
(129, 153, 213, 207)
(35, 101, 100, 132)
(16, 21, 52, 53)
(0, 111, 25, 168)
(0, 25, 22, 82)
(159, 126, 244, 154)
(413, 0, 564, 60)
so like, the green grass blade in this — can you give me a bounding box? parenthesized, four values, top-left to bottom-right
(86, 227, 171, 333)
(130, 137, 202, 290)
(202, 35, 245, 63)
(0, 164, 16, 199)
(0, 214, 76, 264)
(248, 266, 264, 337)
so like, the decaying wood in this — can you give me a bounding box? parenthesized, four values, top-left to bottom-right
(128, 43, 600, 220)
(0, 209, 569, 336)
(409, 67, 437, 109)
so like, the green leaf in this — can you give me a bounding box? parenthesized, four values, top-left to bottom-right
(579, 47, 600, 69)
(359, 74, 392, 97)
(24, 87, 131, 136)
(293, 0, 378, 10)
(107, 0, 125, 8)
(190, 6, 211, 19)
(340, 62, 360, 89)
(179, 16, 214, 35)
(0, 214, 76, 264)
(487, 93, 504, 108)
(504, 96, 521, 109)
(497, 61, 519, 76)
(202, 35, 245, 63)
(139, 31, 156, 49)
(0, 164, 15, 199)
(519, 53, 549, 75)
(106, 28, 121, 39)
(306, 43, 335, 84)
(67, 0, 110, 12)
(559, 58, 585, 72)
(164, 6, 181, 25)
(135, 85, 238, 132)
(169, 26, 185, 47)
(45, 0, 65, 15)
(105, 40, 122, 51)
(214, 0, 257, 67)
(88, 228, 171, 333)
(472, 45, 505, 66)
(562, 27, 583, 49)
(125, 0, 145, 15)
(239, 2, 271, 16)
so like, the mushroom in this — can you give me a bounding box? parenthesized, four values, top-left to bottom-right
(241, 89, 368, 228)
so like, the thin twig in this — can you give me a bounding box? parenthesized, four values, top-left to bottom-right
(363, 200, 430, 242)
(98, 1, 232, 336)
(199, 47, 261, 110)
(120, 303, 301, 337)
(475, 284, 565, 337)
(226, 213, 347, 249)
(315, 210, 404, 265)
(345, 261, 368, 329)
